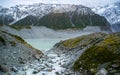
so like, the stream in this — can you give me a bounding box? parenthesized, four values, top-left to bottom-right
(14, 38, 76, 75)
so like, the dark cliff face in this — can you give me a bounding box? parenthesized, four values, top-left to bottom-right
(35, 12, 110, 30)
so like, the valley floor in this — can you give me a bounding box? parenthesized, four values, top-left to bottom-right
(10, 49, 82, 75)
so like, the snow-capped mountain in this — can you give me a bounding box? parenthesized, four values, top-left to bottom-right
(92, 2, 120, 32)
(0, 3, 110, 31)
(0, 3, 94, 24)
(0, 3, 53, 25)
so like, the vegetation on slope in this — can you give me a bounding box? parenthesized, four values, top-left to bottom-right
(57, 33, 106, 50)
(37, 13, 110, 30)
(54, 32, 120, 74)
(73, 32, 120, 74)
(11, 12, 110, 30)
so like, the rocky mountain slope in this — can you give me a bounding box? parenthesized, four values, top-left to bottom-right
(52, 32, 120, 75)
(92, 2, 120, 32)
(0, 30, 43, 74)
(0, 3, 111, 30)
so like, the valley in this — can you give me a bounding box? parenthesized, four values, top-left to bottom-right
(0, 25, 108, 75)
(0, 1, 120, 75)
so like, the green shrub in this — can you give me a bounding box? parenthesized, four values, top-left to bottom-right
(73, 33, 120, 74)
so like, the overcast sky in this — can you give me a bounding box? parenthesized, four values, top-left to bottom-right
(0, 0, 120, 8)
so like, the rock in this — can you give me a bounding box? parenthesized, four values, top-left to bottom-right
(11, 66, 18, 72)
(52, 68, 56, 70)
(59, 62, 61, 65)
(33, 54, 41, 60)
(55, 71, 60, 75)
(45, 63, 49, 67)
(47, 68, 52, 72)
(19, 61, 25, 64)
(114, 73, 120, 75)
(44, 68, 52, 72)
(110, 70, 117, 73)
(64, 69, 74, 75)
(61, 63, 68, 68)
(16, 70, 25, 75)
(57, 55, 60, 57)
(22, 66, 29, 71)
(13, 51, 17, 54)
(0, 64, 10, 73)
(108, 68, 113, 71)
(48, 60, 53, 64)
(112, 64, 119, 68)
(42, 73, 45, 75)
(96, 68, 108, 75)
(33, 70, 40, 74)
(18, 57, 26, 64)
(40, 66, 45, 70)
(63, 60, 66, 62)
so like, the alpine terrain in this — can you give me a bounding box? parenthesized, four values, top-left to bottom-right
(0, 1, 120, 75)
(0, 3, 111, 31)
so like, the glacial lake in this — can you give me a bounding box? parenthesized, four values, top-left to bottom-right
(25, 39, 65, 51)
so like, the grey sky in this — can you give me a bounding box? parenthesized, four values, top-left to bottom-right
(0, 0, 120, 8)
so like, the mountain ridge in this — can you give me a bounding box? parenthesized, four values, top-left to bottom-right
(0, 3, 94, 24)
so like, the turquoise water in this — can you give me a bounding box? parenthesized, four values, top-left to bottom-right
(25, 39, 64, 51)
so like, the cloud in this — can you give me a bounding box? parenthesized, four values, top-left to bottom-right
(0, 0, 120, 8)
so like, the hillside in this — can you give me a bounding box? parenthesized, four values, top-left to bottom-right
(0, 31, 43, 74)
(52, 32, 120, 75)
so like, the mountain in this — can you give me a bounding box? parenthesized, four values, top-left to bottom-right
(36, 5, 109, 30)
(0, 3, 111, 31)
(92, 2, 120, 32)
(0, 3, 53, 25)
(0, 30, 43, 74)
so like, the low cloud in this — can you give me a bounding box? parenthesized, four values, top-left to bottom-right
(0, 0, 120, 7)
